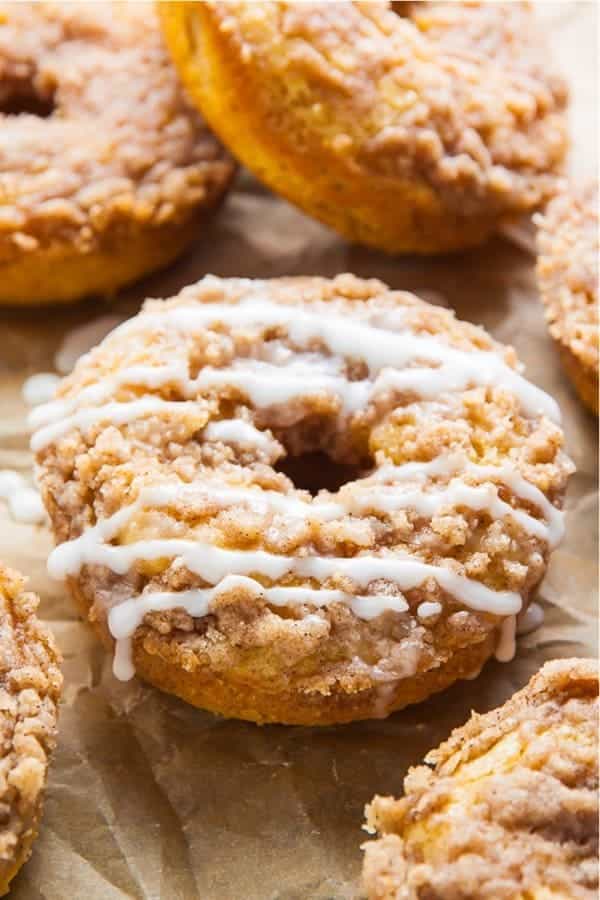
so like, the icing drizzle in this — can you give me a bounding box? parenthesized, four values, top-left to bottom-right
(46, 449, 558, 682)
(30, 296, 560, 451)
(32, 289, 564, 682)
(0, 470, 46, 525)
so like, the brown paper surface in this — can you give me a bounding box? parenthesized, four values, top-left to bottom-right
(0, 4, 597, 898)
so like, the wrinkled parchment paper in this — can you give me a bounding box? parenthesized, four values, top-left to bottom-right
(0, 4, 597, 898)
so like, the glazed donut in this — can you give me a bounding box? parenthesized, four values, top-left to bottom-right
(0, 565, 62, 896)
(537, 182, 599, 415)
(363, 657, 599, 900)
(33, 274, 572, 725)
(0, 2, 235, 306)
(160, 1, 568, 255)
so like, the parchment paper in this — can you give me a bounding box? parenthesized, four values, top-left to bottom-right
(0, 4, 597, 898)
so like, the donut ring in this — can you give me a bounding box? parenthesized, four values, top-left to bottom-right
(537, 182, 599, 415)
(363, 658, 599, 900)
(0, 2, 235, 306)
(0, 565, 62, 895)
(160, 1, 568, 255)
(34, 274, 572, 725)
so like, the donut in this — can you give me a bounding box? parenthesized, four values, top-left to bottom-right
(0, 2, 235, 306)
(159, 1, 568, 255)
(33, 274, 572, 725)
(536, 182, 599, 415)
(0, 565, 62, 895)
(363, 657, 599, 900)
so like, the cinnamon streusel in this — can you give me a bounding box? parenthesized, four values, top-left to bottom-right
(0, 565, 62, 895)
(161, 1, 568, 254)
(34, 274, 572, 724)
(537, 181, 599, 414)
(363, 657, 599, 900)
(0, 2, 235, 305)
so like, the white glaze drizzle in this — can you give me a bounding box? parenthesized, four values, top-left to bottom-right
(417, 601, 442, 619)
(45, 447, 559, 683)
(22, 373, 61, 406)
(494, 614, 517, 662)
(31, 397, 206, 453)
(33, 292, 563, 682)
(30, 296, 560, 452)
(0, 470, 46, 524)
(141, 480, 344, 521)
(110, 299, 559, 422)
(376, 456, 564, 546)
(28, 362, 191, 431)
(45, 452, 564, 577)
(50, 523, 522, 614)
(108, 574, 410, 680)
(204, 418, 277, 451)
(30, 356, 560, 452)
(103, 542, 520, 682)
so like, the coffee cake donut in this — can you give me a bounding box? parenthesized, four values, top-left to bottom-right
(537, 182, 599, 415)
(0, 2, 235, 306)
(363, 657, 599, 900)
(0, 565, 62, 895)
(33, 274, 572, 725)
(160, 2, 568, 254)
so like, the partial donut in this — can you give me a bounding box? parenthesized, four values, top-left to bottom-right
(0, 565, 62, 895)
(363, 657, 599, 900)
(160, 1, 568, 254)
(33, 274, 572, 725)
(0, 2, 235, 306)
(537, 182, 599, 415)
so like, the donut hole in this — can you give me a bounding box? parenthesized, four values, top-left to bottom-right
(265, 409, 374, 495)
(0, 87, 55, 118)
(275, 452, 368, 497)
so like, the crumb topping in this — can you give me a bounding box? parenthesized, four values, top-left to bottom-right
(0, 565, 61, 886)
(537, 181, 599, 374)
(0, 2, 234, 261)
(207, 1, 567, 217)
(35, 274, 572, 700)
(364, 658, 599, 900)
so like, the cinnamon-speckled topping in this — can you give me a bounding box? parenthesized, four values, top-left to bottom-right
(202, 1, 567, 217)
(0, 2, 234, 262)
(364, 658, 599, 900)
(34, 274, 572, 715)
(537, 182, 599, 377)
(0, 565, 62, 893)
